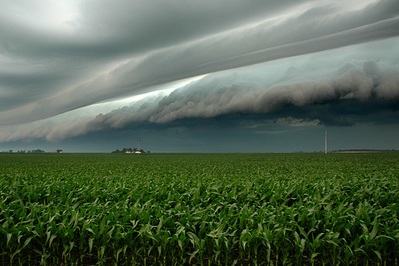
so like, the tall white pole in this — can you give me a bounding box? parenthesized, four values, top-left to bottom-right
(325, 130, 327, 154)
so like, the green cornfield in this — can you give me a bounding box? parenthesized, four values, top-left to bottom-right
(0, 152, 398, 265)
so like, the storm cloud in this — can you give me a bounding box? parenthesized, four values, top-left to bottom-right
(84, 58, 399, 129)
(1, 0, 399, 152)
(2, 45, 398, 144)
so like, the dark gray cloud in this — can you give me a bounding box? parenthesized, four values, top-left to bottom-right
(1, 1, 305, 58)
(1, 0, 399, 127)
(78, 1, 310, 53)
(3, 50, 397, 145)
(86, 60, 398, 129)
(1, 0, 399, 152)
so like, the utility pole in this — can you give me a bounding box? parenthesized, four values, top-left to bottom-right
(325, 130, 327, 154)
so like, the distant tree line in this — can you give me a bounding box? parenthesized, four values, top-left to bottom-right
(2, 149, 63, 153)
(111, 147, 150, 154)
(332, 149, 398, 153)
(15, 149, 45, 153)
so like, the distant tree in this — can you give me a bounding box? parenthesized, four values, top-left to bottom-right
(112, 147, 148, 153)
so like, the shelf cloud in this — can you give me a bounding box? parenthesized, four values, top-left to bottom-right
(0, 0, 398, 151)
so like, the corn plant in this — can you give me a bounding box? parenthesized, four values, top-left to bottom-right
(0, 152, 398, 265)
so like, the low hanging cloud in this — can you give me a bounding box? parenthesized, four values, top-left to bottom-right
(1, 0, 399, 126)
(109, 60, 398, 127)
(1, 0, 399, 147)
(2, 54, 397, 143)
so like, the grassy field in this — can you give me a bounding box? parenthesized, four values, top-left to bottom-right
(0, 152, 398, 265)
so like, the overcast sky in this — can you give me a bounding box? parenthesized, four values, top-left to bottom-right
(1, 0, 399, 152)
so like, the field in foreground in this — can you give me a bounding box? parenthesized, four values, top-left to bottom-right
(0, 153, 398, 265)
